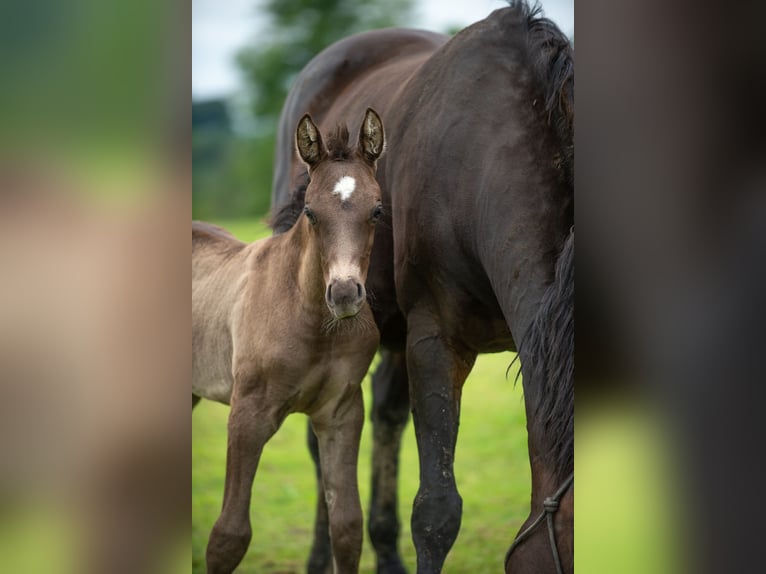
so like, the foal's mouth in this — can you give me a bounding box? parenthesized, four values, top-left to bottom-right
(328, 303, 363, 320)
(322, 304, 373, 335)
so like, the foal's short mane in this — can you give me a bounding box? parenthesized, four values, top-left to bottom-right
(270, 123, 353, 234)
(325, 124, 353, 160)
(270, 176, 307, 234)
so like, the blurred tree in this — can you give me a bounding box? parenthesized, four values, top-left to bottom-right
(218, 0, 415, 219)
(193, 0, 415, 221)
(238, 0, 415, 133)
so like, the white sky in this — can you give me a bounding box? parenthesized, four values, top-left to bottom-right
(192, 0, 574, 100)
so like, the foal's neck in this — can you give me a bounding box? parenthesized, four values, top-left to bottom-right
(285, 218, 329, 319)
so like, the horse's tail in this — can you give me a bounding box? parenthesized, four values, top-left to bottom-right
(522, 228, 574, 480)
(519, 0, 574, 186)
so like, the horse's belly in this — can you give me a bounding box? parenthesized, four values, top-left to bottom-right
(445, 306, 515, 353)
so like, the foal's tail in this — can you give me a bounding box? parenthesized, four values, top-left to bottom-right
(522, 228, 574, 480)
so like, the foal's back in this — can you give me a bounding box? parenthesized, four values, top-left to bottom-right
(192, 221, 245, 279)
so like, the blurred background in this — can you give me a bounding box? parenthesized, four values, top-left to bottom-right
(191, 0, 574, 221)
(3, 0, 762, 571)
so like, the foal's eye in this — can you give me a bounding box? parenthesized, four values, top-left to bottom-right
(371, 204, 383, 223)
(303, 206, 317, 225)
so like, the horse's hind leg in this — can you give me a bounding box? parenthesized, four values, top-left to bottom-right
(306, 423, 333, 574)
(206, 390, 285, 574)
(369, 350, 409, 574)
(311, 385, 365, 574)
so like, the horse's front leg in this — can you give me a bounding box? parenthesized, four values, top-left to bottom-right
(369, 349, 410, 574)
(206, 387, 285, 574)
(406, 309, 476, 573)
(310, 384, 365, 574)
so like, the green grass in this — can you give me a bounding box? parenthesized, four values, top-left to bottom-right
(192, 218, 530, 573)
(192, 353, 527, 573)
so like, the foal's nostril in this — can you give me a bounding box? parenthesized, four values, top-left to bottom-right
(326, 284, 333, 303)
(356, 282, 363, 299)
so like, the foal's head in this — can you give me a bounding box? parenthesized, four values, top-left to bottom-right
(295, 108, 385, 320)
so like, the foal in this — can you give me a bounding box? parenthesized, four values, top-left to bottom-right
(192, 109, 386, 574)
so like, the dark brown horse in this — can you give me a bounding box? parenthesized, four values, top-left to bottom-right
(271, 3, 573, 572)
(193, 110, 386, 573)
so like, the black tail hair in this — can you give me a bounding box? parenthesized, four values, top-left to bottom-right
(521, 228, 574, 482)
(513, 0, 574, 186)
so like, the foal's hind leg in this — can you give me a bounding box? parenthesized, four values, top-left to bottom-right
(369, 350, 410, 574)
(310, 385, 365, 574)
(206, 390, 286, 574)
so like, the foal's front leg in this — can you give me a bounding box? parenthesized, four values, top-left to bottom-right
(307, 351, 409, 574)
(306, 423, 332, 574)
(206, 388, 285, 574)
(369, 350, 410, 574)
(310, 384, 365, 574)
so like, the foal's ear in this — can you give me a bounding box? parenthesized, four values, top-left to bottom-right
(358, 108, 385, 164)
(296, 113, 325, 168)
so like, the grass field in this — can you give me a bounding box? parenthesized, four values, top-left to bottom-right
(192, 218, 531, 573)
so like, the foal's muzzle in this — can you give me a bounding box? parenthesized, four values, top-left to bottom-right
(326, 278, 366, 319)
